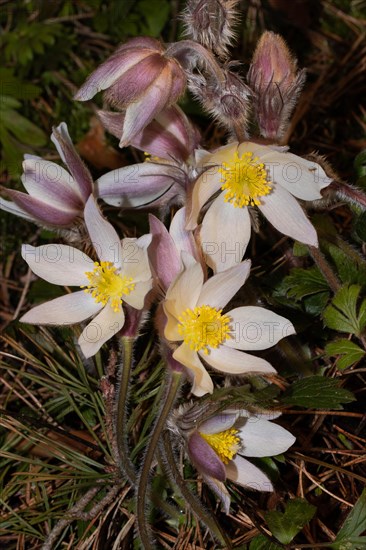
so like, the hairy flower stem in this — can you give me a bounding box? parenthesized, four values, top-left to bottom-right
(331, 180, 366, 210)
(160, 430, 231, 548)
(136, 371, 182, 549)
(308, 245, 341, 293)
(116, 336, 136, 484)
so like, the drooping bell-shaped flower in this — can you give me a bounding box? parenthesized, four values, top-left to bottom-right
(20, 196, 153, 358)
(0, 123, 93, 229)
(75, 37, 187, 147)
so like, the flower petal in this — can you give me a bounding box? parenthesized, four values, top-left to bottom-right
(78, 304, 125, 358)
(186, 169, 223, 230)
(197, 260, 251, 309)
(200, 194, 251, 272)
(188, 432, 226, 481)
(5, 191, 79, 226)
(165, 256, 204, 318)
(202, 475, 231, 514)
(20, 291, 102, 325)
(84, 196, 122, 264)
(0, 198, 35, 222)
(201, 345, 276, 375)
(123, 279, 152, 309)
(169, 207, 198, 261)
(173, 343, 214, 396)
(237, 418, 296, 457)
(226, 306, 295, 351)
(21, 244, 92, 286)
(258, 184, 318, 246)
(120, 235, 152, 281)
(199, 414, 238, 435)
(226, 455, 273, 491)
(149, 214, 181, 291)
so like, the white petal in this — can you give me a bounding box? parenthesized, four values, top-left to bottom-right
(165, 258, 204, 319)
(186, 169, 224, 230)
(79, 304, 125, 358)
(202, 475, 231, 514)
(20, 291, 102, 325)
(0, 198, 35, 221)
(200, 194, 251, 272)
(238, 141, 272, 158)
(120, 236, 152, 282)
(21, 244, 92, 286)
(226, 455, 273, 492)
(260, 151, 332, 200)
(84, 196, 123, 264)
(226, 306, 296, 351)
(238, 418, 296, 457)
(123, 278, 152, 309)
(258, 185, 318, 246)
(173, 343, 214, 396)
(169, 207, 197, 259)
(201, 346, 276, 375)
(197, 260, 251, 309)
(199, 414, 238, 435)
(163, 303, 182, 342)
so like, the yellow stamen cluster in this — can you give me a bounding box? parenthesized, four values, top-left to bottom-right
(219, 150, 272, 207)
(201, 429, 241, 464)
(177, 305, 231, 354)
(82, 261, 135, 312)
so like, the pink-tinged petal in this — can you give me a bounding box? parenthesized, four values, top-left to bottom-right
(165, 257, 204, 317)
(21, 244, 92, 286)
(119, 65, 173, 147)
(226, 306, 295, 351)
(20, 291, 102, 325)
(156, 105, 200, 157)
(0, 198, 35, 222)
(186, 169, 223, 230)
(167, 58, 186, 101)
(260, 150, 332, 200)
(149, 214, 181, 291)
(169, 207, 198, 261)
(51, 123, 93, 201)
(226, 455, 273, 491)
(258, 185, 318, 246)
(119, 235, 152, 281)
(238, 418, 296, 457)
(74, 49, 153, 101)
(202, 475, 231, 514)
(199, 414, 238, 435)
(197, 260, 251, 310)
(105, 54, 166, 106)
(188, 432, 226, 481)
(173, 343, 214, 396)
(6, 191, 79, 226)
(201, 345, 276, 375)
(79, 304, 125, 358)
(21, 159, 83, 209)
(123, 279, 152, 310)
(200, 195, 251, 272)
(84, 196, 122, 264)
(96, 162, 183, 208)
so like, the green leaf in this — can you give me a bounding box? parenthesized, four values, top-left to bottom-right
(323, 285, 366, 336)
(139, 0, 170, 36)
(281, 376, 356, 409)
(325, 339, 365, 370)
(354, 211, 366, 242)
(265, 498, 316, 544)
(354, 150, 366, 178)
(0, 69, 41, 100)
(330, 489, 366, 549)
(1, 107, 47, 147)
(326, 244, 366, 286)
(276, 267, 329, 300)
(249, 534, 283, 550)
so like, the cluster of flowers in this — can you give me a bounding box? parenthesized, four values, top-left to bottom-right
(1, 0, 333, 519)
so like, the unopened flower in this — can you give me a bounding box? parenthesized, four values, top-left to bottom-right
(0, 123, 93, 229)
(172, 404, 296, 513)
(163, 256, 294, 395)
(247, 31, 306, 140)
(20, 196, 152, 358)
(74, 37, 187, 147)
(187, 141, 332, 272)
(98, 105, 201, 162)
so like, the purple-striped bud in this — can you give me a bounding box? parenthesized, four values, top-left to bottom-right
(247, 31, 306, 140)
(0, 123, 93, 229)
(75, 37, 187, 147)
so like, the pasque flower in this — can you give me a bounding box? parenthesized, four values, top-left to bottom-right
(187, 141, 332, 272)
(75, 37, 187, 147)
(20, 196, 152, 358)
(0, 123, 93, 228)
(176, 405, 296, 513)
(163, 255, 294, 395)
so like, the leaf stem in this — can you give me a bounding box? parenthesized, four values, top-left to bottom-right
(136, 371, 182, 549)
(308, 245, 341, 293)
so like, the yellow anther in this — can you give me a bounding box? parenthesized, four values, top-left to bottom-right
(177, 305, 231, 354)
(201, 428, 241, 464)
(81, 261, 135, 312)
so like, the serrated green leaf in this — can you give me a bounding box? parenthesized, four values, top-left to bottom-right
(330, 489, 366, 549)
(281, 376, 356, 409)
(325, 339, 365, 370)
(323, 285, 366, 336)
(327, 244, 366, 286)
(265, 498, 316, 544)
(249, 534, 283, 550)
(277, 267, 329, 301)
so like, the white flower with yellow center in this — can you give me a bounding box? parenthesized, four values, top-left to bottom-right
(187, 141, 332, 272)
(186, 408, 296, 513)
(163, 255, 295, 396)
(20, 196, 152, 358)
